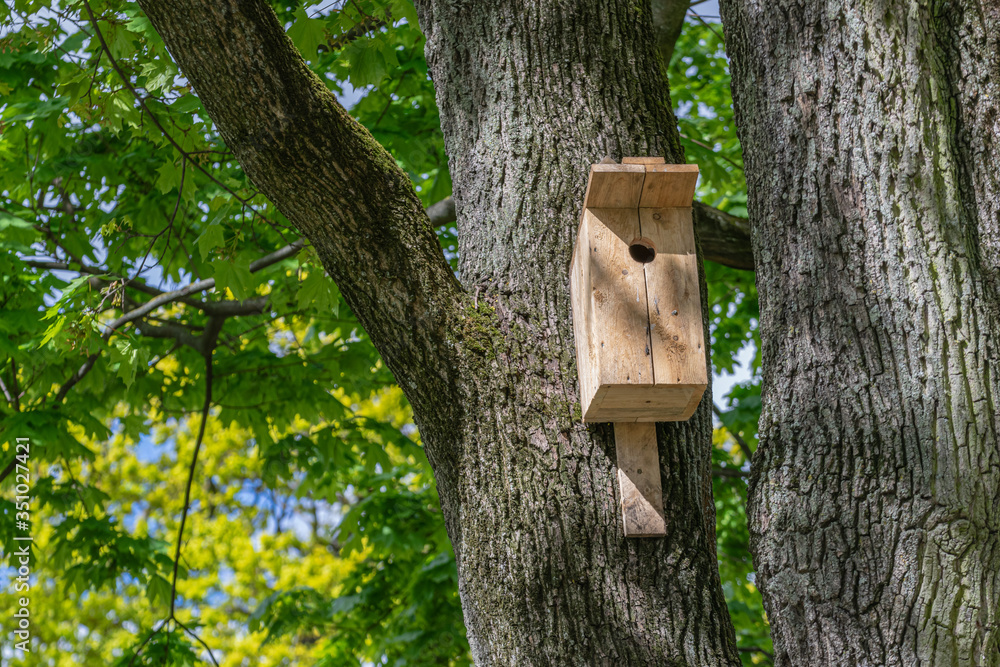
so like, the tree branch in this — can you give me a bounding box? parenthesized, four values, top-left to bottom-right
(712, 466, 749, 479)
(651, 0, 691, 66)
(693, 202, 754, 270)
(321, 12, 389, 52)
(99, 239, 305, 341)
(136, 0, 464, 423)
(43, 240, 305, 412)
(134, 321, 206, 354)
(169, 350, 213, 620)
(426, 195, 753, 270)
(425, 197, 456, 226)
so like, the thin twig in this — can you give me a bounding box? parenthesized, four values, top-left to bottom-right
(173, 617, 221, 667)
(686, 9, 725, 43)
(0, 459, 16, 486)
(678, 132, 743, 171)
(0, 375, 13, 405)
(132, 158, 186, 281)
(9, 359, 20, 412)
(169, 352, 214, 618)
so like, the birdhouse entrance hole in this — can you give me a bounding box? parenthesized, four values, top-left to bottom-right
(628, 237, 656, 263)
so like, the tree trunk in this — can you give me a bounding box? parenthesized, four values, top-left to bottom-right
(721, 1, 1000, 664)
(417, 2, 738, 664)
(139, 0, 741, 664)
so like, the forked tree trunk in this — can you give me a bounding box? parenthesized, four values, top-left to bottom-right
(140, 0, 741, 664)
(721, 1, 1000, 664)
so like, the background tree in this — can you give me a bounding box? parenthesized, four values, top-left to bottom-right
(721, 1, 1000, 664)
(0, 0, 774, 665)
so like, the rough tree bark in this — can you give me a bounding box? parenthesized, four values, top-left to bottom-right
(138, 0, 741, 664)
(721, 0, 1000, 664)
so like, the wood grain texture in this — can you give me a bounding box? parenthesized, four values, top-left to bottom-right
(638, 164, 699, 208)
(571, 164, 706, 423)
(582, 164, 645, 208)
(588, 384, 698, 422)
(640, 207, 707, 415)
(572, 207, 653, 422)
(614, 422, 666, 536)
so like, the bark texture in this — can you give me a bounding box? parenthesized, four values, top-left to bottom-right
(721, 0, 1000, 664)
(416, 2, 738, 663)
(141, 0, 741, 664)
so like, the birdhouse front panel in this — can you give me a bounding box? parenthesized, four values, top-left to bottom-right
(570, 161, 708, 423)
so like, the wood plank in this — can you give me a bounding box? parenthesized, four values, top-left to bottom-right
(587, 385, 700, 422)
(573, 208, 655, 421)
(583, 164, 644, 209)
(597, 386, 694, 409)
(622, 156, 666, 165)
(637, 163, 699, 208)
(640, 207, 708, 395)
(679, 384, 708, 420)
(614, 422, 666, 537)
(586, 208, 654, 390)
(570, 212, 597, 418)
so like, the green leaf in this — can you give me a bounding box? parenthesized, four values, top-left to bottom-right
(43, 275, 93, 321)
(296, 269, 339, 315)
(343, 37, 392, 87)
(38, 315, 67, 348)
(196, 220, 226, 261)
(287, 7, 327, 57)
(140, 58, 177, 93)
(155, 159, 183, 194)
(210, 254, 255, 300)
(146, 574, 171, 607)
(109, 338, 150, 388)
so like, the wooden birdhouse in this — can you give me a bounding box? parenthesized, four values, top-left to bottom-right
(569, 157, 707, 536)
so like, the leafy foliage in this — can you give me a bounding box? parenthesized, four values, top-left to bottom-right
(0, 2, 764, 666)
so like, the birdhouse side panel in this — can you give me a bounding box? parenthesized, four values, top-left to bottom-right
(571, 208, 656, 422)
(570, 213, 599, 418)
(640, 208, 708, 390)
(586, 208, 655, 388)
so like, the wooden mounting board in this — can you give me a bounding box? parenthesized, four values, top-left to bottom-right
(614, 422, 666, 536)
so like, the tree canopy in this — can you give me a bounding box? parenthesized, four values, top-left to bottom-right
(0, 1, 765, 664)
